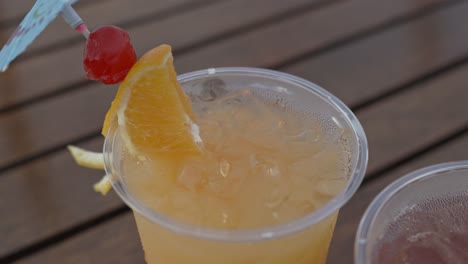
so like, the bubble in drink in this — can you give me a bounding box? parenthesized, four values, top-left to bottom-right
(374, 193, 468, 264)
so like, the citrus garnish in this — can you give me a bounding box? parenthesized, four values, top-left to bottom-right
(102, 44, 202, 158)
(67, 145, 105, 169)
(93, 175, 112, 195)
(70, 44, 201, 195)
(67, 145, 111, 195)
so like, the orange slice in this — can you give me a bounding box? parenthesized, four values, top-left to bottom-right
(102, 44, 201, 158)
(67, 145, 104, 170)
(67, 145, 111, 195)
(93, 175, 112, 195)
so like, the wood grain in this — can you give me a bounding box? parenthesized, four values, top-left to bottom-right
(0, 138, 125, 258)
(0, 0, 210, 58)
(174, 0, 447, 71)
(356, 63, 468, 176)
(0, 86, 114, 169)
(0, 0, 324, 110)
(0, 0, 100, 26)
(16, 214, 144, 264)
(284, 0, 468, 108)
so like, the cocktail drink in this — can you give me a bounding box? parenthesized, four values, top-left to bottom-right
(103, 50, 367, 264)
(0, 7, 368, 264)
(355, 161, 468, 264)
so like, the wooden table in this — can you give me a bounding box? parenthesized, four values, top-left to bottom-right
(1, 0, 467, 263)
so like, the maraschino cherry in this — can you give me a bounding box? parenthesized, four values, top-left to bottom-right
(83, 25, 136, 84)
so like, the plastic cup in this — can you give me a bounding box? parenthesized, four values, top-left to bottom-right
(355, 161, 468, 264)
(104, 67, 368, 264)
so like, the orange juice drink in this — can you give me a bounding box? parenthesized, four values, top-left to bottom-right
(103, 47, 368, 264)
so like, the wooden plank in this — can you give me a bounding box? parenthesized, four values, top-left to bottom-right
(0, 0, 103, 27)
(0, 138, 126, 258)
(16, 214, 144, 264)
(174, 0, 447, 71)
(284, 0, 468, 107)
(0, 0, 447, 109)
(326, 134, 468, 263)
(9, 54, 468, 264)
(125, 0, 328, 57)
(356, 63, 468, 175)
(0, 86, 114, 169)
(0, 0, 210, 57)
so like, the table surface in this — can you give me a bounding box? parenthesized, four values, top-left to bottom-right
(1, 0, 467, 263)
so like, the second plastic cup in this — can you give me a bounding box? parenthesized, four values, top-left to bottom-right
(355, 161, 468, 264)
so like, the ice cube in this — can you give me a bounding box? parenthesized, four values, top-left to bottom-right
(168, 191, 203, 225)
(250, 156, 291, 209)
(215, 88, 256, 112)
(177, 158, 205, 191)
(282, 125, 323, 160)
(272, 211, 279, 219)
(290, 143, 342, 180)
(266, 165, 280, 178)
(315, 178, 346, 197)
(204, 159, 248, 199)
(232, 104, 260, 125)
(216, 134, 269, 160)
(286, 127, 320, 143)
(219, 159, 231, 178)
(287, 175, 322, 211)
(198, 120, 223, 150)
(177, 155, 219, 190)
(178, 168, 202, 191)
(197, 197, 232, 227)
(198, 78, 227, 101)
(265, 186, 290, 209)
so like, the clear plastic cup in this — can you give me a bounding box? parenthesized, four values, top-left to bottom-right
(104, 67, 368, 264)
(355, 161, 468, 264)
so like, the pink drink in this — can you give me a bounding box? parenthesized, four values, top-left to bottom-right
(355, 162, 468, 264)
(375, 194, 468, 263)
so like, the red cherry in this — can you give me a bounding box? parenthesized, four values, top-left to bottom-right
(83, 25, 136, 84)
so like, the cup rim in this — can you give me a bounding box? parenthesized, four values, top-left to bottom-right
(104, 67, 368, 242)
(354, 160, 468, 263)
